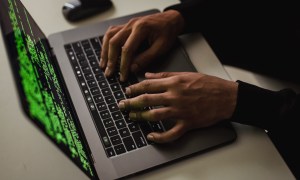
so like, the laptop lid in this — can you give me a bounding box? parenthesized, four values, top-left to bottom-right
(0, 0, 97, 179)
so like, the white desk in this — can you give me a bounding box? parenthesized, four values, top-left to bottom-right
(0, 0, 296, 179)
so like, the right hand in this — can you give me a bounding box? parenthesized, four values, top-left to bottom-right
(100, 10, 185, 81)
(118, 72, 238, 143)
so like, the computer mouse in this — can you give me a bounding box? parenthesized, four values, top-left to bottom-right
(62, 0, 112, 22)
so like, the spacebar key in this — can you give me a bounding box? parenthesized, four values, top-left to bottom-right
(90, 110, 111, 148)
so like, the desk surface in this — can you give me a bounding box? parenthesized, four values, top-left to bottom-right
(0, 0, 295, 179)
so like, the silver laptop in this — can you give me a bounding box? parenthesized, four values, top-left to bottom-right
(0, 0, 236, 179)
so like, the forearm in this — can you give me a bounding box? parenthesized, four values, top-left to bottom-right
(164, 0, 292, 34)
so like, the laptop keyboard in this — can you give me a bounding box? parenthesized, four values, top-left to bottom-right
(64, 37, 165, 157)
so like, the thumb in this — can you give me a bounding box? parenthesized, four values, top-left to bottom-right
(146, 121, 186, 143)
(145, 72, 186, 79)
(130, 39, 166, 73)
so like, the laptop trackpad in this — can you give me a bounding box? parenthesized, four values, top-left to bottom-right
(136, 40, 197, 81)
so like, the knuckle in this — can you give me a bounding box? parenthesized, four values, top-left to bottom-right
(108, 38, 119, 48)
(133, 19, 149, 31)
(106, 61, 114, 68)
(128, 17, 139, 24)
(141, 79, 151, 89)
(150, 110, 160, 121)
(158, 72, 169, 78)
(121, 46, 130, 55)
(106, 27, 117, 37)
(139, 94, 150, 104)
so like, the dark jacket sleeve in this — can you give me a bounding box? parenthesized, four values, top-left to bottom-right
(164, 0, 300, 131)
(231, 81, 300, 132)
(164, 0, 207, 33)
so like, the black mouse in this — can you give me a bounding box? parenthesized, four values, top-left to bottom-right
(62, 0, 112, 22)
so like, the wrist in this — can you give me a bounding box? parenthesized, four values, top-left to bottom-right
(164, 10, 185, 35)
(220, 81, 238, 120)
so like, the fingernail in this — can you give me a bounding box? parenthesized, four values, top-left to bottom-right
(118, 101, 125, 111)
(147, 134, 154, 141)
(129, 112, 137, 120)
(125, 87, 131, 96)
(120, 74, 124, 82)
(105, 67, 111, 77)
(99, 58, 104, 68)
(145, 72, 153, 77)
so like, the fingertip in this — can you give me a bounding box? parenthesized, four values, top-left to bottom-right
(99, 58, 105, 69)
(147, 134, 155, 142)
(147, 133, 168, 143)
(104, 67, 112, 77)
(120, 72, 127, 82)
(145, 72, 154, 78)
(118, 100, 125, 111)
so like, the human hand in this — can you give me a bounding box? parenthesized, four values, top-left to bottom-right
(118, 72, 238, 143)
(100, 10, 185, 81)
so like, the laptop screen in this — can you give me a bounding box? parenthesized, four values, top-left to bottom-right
(0, 0, 96, 178)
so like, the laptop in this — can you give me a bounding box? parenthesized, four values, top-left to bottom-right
(0, 0, 237, 179)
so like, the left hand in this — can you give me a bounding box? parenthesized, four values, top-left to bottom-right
(118, 72, 238, 143)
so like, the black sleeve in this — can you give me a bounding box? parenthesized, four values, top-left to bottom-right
(231, 81, 300, 132)
(164, 0, 207, 33)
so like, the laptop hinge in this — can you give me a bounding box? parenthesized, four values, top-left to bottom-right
(90, 153, 95, 164)
(50, 47, 56, 59)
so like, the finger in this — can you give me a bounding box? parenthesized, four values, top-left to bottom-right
(129, 107, 177, 122)
(120, 29, 147, 81)
(130, 39, 165, 73)
(126, 79, 168, 97)
(145, 72, 187, 79)
(105, 28, 131, 77)
(100, 26, 123, 69)
(147, 121, 186, 143)
(118, 93, 169, 111)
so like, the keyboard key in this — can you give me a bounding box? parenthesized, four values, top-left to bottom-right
(90, 87, 100, 95)
(72, 42, 83, 54)
(102, 136, 111, 147)
(87, 80, 97, 88)
(84, 73, 94, 81)
(110, 135, 122, 146)
(110, 83, 121, 92)
(99, 110, 110, 119)
(108, 103, 118, 112)
(102, 88, 112, 96)
(119, 127, 130, 138)
(97, 102, 107, 112)
(95, 73, 105, 81)
(103, 118, 114, 128)
(132, 131, 147, 148)
(128, 123, 139, 132)
(123, 136, 137, 151)
(111, 111, 122, 121)
(105, 147, 115, 157)
(114, 90, 125, 100)
(105, 95, 115, 104)
(90, 37, 101, 50)
(150, 122, 164, 132)
(98, 80, 108, 89)
(93, 94, 104, 103)
(115, 119, 126, 129)
(114, 144, 126, 155)
(107, 127, 118, 137)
